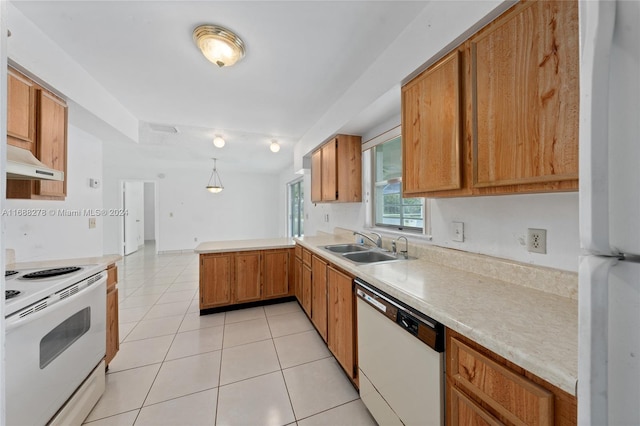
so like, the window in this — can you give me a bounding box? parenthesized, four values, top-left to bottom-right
(288, 179, 304, 237)
(373, 135, 424, 231)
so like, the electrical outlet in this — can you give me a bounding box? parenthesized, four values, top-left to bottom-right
(527, 228, 547, 254)
(88, 217, 96, 229)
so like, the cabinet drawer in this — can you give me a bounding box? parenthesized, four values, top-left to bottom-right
(302, 248, 312, 266)
(449, 384, 504, 426)
(294, 244, 302, 259)
(449, 337, 553, 426)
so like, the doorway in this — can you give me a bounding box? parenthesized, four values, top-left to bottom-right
(122, 181, 158, 255)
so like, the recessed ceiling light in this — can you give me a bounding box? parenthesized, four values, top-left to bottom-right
(270, 140, 281, 153)
(193, 24, 245, 68)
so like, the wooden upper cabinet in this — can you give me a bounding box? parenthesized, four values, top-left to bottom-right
(471, 0, 579, 188)
(235, 251, 262, 303)
(262, 249, 290, 299)
(400, 0, 579, 198)
(6, 67, 68, 200)
(310, 134, 362, 203)
(321, 140, 338, 201)
(311, 150, 323, 202)
(200, 253, 233, 309)
(7, 69, 36, 150)
(36, 90, 67, 198)
(402, 50, 462, 194)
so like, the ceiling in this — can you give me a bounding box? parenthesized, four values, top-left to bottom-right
(10, 1, 429, 174)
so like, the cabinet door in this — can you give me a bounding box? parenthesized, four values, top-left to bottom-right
(311, 256, 328, 341)
(106, 285, 119, 366)
(7, 69, 36, 150)
(402, 50, 462, 194)
(321, 140, 337, 201)
(36, 90, 67, 198)
(471, 0, 579, 188)
(200, 254, 233, 308)
(235, 251, 262, 303)
(302, 264, 312, 316)
(327, 266, 356, 380)
(263, 250, 290, 299)
(294, 255, 303, 304)
(448, 383, 504, 426)
(311, 150, 323, 202)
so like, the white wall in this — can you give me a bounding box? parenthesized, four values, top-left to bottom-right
(144, 182, 155, 241)
(103, 145, 282, 254)
(5, 125, 104, 262)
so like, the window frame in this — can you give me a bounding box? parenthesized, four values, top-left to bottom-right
(364, 126, 426, 234)
(287, 178, 304, 237)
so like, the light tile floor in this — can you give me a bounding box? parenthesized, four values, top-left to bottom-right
(84, 244, 376, 426)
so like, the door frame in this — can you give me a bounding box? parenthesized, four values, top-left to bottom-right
(119, 179, 160, 255)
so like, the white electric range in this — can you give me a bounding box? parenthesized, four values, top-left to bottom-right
(4, 264, 108, 425)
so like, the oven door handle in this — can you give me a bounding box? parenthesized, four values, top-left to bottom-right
(5, 276, 106, 332)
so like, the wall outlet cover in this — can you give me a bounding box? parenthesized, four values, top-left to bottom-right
(527, 228, 547, 254)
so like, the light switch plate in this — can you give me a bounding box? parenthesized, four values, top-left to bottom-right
(452, 222, 464, 242)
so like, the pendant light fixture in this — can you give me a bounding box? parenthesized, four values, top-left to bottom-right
(193, 25, 246, 68)
(206, 158, 224, 193)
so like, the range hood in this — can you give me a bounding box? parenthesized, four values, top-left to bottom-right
(6, 145, 64, 181)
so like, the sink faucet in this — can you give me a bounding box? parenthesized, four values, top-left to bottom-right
(394, 236, 409, 259)
(353, 231, 383, 248)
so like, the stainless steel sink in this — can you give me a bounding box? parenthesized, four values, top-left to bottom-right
(342, 250, 399, 264)
(324, 244, 370, 253)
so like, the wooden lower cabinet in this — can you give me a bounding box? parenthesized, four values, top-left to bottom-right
(200, 253, 233, 308)
(235, 251, 261, 303)
(293, 254, 303, 303)
(446, 328, 577, 426)
(105, 264, 119, 367)
(263, 250, 291, 299)
(199, 248, 293, 310)
(302, 263, 312, 316)
(327, 266, 357, 383)
(311, 255, 328, 341)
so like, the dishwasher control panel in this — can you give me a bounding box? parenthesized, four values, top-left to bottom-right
(397, 310, 419, 335)
(355, 280, 444, 352)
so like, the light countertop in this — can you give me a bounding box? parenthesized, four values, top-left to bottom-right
(195, 238, 295, 254)
(8, 254, 122, 271)
(295, 234, 578, 396)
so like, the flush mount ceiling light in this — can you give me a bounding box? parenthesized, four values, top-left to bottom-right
(193, 24, 246, 68)
(213, 136, 225, 148)
(206, 158, 224, 193)
(270, 140, 281, 153)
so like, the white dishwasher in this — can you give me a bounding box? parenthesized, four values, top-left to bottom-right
(356, 279, 444, 426)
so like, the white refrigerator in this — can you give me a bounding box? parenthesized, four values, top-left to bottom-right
(579, 1, 640, 425)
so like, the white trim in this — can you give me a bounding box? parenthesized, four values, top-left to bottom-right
(362, 125, 401, 151)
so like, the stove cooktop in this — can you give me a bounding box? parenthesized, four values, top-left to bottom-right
(4, 264, 103, 317)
